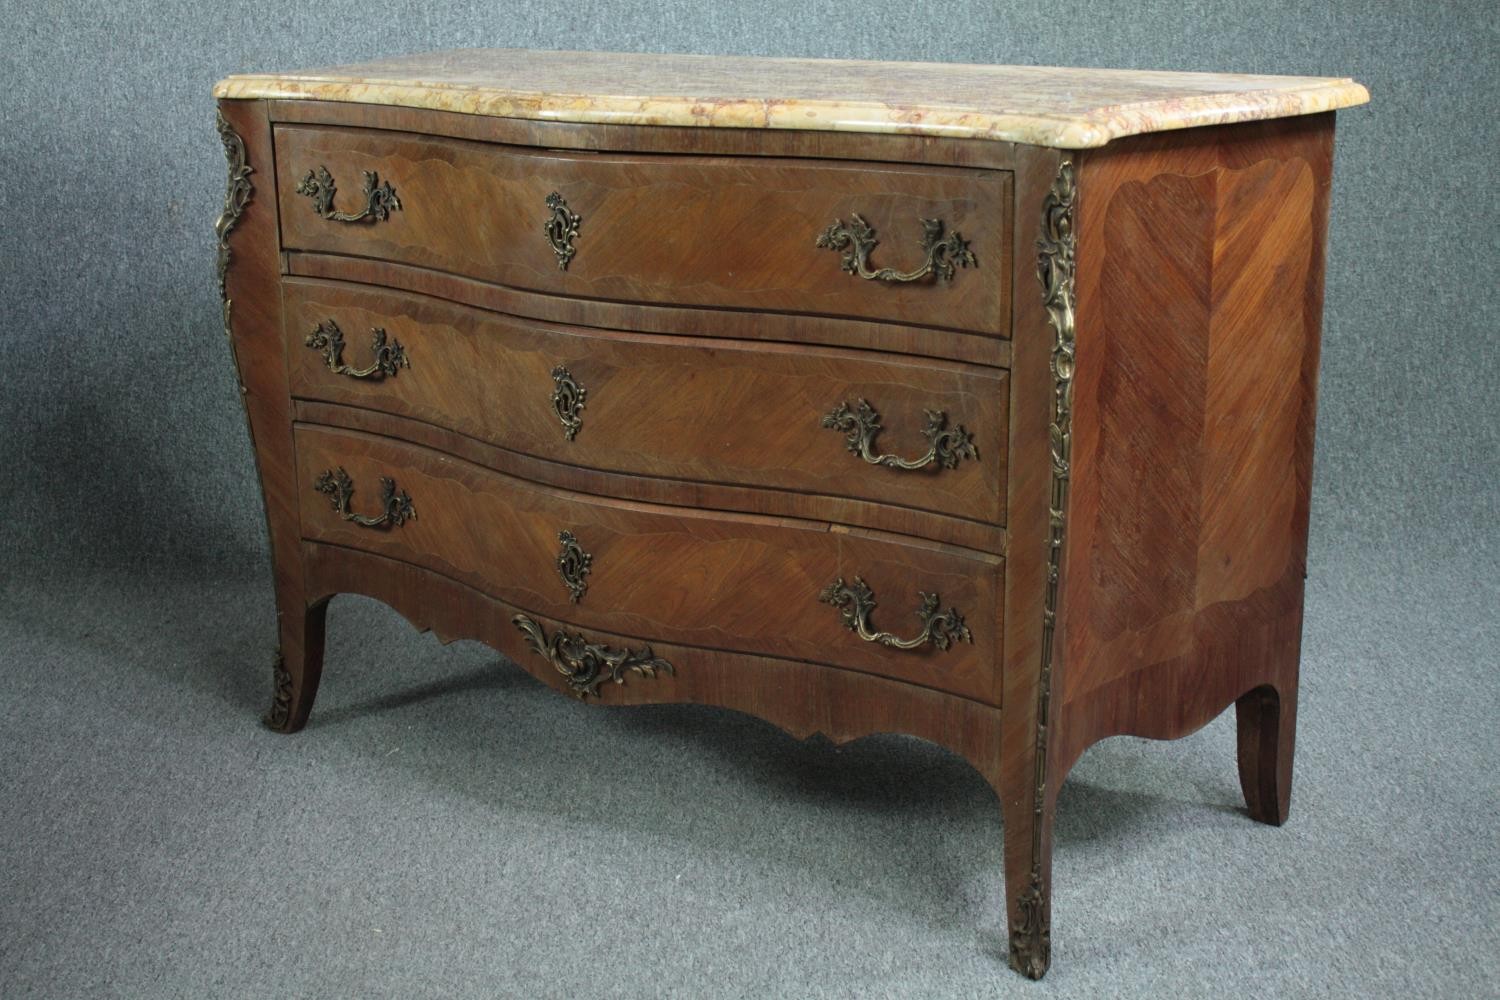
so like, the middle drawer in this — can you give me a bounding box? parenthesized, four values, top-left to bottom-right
(284, 278, 1008, 528)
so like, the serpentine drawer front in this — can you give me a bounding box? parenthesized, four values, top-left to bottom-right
(295, 424, 1001, 701)
(216, 49, 1367, 980)
(283, 278, 1008, 529)
(273, 124, 1012, 336)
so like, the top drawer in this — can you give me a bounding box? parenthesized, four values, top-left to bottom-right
(273, 125, 1012, 337)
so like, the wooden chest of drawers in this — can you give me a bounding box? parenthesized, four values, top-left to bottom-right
(213, 49, 1367, 979)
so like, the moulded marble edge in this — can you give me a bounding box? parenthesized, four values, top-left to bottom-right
(211, 75, 1370, 149)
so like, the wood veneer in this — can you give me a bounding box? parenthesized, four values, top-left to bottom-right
(1053, 115, 1334, 819)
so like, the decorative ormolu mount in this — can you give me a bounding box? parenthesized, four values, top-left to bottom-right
(264, 654, 293, 731)
(818, 576, 972, 652)
(555, 530, 593, 603)
(543, 192, 581, 270)
(1007, 158, 1077, 982)
(816, 215, 977, 283)
(297, 165, 402, 223)
(213, 109, 271, 582)
(313, 467, 416, 528)
(822, 399, 977, 472)
(512, 614, 674, 699)
(550, 365, 587, 441)
(305, 320, 410, 380)
(215, 111, 252, 304)
(1011, 877, 1050, 980)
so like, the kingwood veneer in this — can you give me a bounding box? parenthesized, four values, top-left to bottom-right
(213, 49, 1368, 979)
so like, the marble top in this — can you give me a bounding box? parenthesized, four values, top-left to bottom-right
(214, 48, 1369, 149)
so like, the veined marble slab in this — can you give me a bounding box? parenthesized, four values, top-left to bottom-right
(214, 48, 1368, 149)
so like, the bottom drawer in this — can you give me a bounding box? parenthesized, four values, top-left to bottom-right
(295, 424, 1002, 704)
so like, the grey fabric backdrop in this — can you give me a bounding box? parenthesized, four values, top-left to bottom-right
(2, 2, 1496, 998)
(1, 1, 1495, 577)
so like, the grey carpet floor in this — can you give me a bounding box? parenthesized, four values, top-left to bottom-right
(1, 541, 1495, 999)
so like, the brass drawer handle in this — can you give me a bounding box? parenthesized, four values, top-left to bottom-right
(820, 576, 972, 652)
(544, 192, 581, 270)
(297, 165, 402, 223)
(556, 530, 592, 603)
(551, 365, 587, 440)
(816, 215, 976, 283)
(513, 614, 674, 699)
(305, 320, 409, 380)
(313, 467, 415, 528)
(823, 399, 976, 471)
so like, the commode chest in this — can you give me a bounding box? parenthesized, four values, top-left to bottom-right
(212, 49, 1368, 978)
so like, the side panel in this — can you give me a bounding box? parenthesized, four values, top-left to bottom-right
(1057, 114, 1334, 778)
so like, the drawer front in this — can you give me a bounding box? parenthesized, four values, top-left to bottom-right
(285, 279, 1007, 526)
(295, 425, 1002, 703)
(274, 125, 1012, 337)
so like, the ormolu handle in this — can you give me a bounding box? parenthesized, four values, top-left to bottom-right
(822, 399, 977, 471)
(313, 467, 415, 528)
(816, 215, 976, 283)
(819, 577, 972, 651)
(305, 320, 409, 380)
(297, 165, 401, 223)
